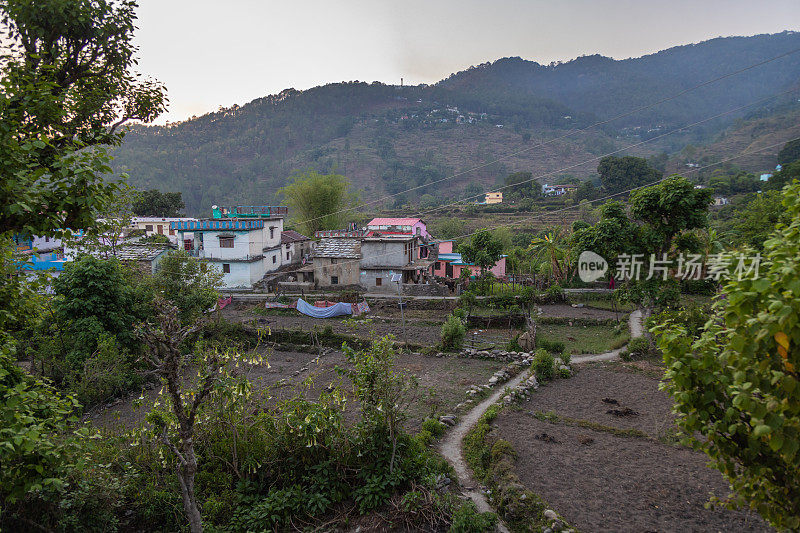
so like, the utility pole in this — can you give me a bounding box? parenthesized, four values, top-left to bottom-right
(392, 273, 407, 347)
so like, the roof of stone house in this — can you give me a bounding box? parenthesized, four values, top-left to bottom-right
(280, 230, 310, 244)
(113, 244, 173, 262)
(311, 238, 361, 259)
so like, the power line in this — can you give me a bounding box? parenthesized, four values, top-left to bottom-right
(290, 46, 800, 228)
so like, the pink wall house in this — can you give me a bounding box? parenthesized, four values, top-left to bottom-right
(366, 218, 429, 238)
(433, 240, 506, 279)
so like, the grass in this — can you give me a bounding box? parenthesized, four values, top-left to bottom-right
(528, 410, 650, 439)
(579, 298, 635, 313)
(537, 323, 630, 355)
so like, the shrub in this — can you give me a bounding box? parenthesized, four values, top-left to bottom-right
(537, 337, 565, 354)
(544, 283, 565, 303)
(680, 278, 717, 296)
(449, 501, 498, 533)
(532, 349, 555, 382)
(421, 418, 447, 438)
(441, 314, 466, 351)
(559, 350, 571, 366)
(627, 336, 652, 357)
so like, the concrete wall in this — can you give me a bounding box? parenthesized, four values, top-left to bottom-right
(283, 240, 313, 266)
(210, 260, 261, 288)
(361, 240, 412, 268)
(314, 258, 360, 287)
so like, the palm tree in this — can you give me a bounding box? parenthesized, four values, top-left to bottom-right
(529, 230, 572, 284)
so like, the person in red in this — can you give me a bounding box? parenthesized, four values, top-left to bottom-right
(609, 274, 616, 290)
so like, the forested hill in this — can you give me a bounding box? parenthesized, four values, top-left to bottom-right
(112, 31, 800, 215)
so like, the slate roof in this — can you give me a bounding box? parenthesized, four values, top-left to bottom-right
(280, 230, 310, 244)
(113, 244, 172, 262)
(312, 238, 361, 259)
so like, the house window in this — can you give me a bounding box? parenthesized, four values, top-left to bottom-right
(219, 237, 234, 248)
(157, 225, 163, 234)
(331, 258, 338, 264)
(286, 252, 290, 260)
(376, 277, 382, 287)
(331, 275, 339, 285)
(222, 263, 231, 273)
(145, 225, 153, 232)
(270, 227, 275, 239)
(435, 261, 441, 270)
(169, 229, 175, 236)
(272, 255, 276, 264)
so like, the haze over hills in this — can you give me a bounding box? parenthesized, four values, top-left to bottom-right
(112, 31, 800, 215)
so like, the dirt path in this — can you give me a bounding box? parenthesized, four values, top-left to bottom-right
(438, 372, 526, 533)
(438, 309, 644, 531)
(571, 309, 643, 364)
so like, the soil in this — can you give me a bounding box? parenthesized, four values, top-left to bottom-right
(90, 350, 504, 433)
(493, 364, 771, 532)
(222, 302, 445, 346)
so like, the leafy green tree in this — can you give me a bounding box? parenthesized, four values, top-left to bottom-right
(777, 138, 800, 166)
(458, 229, 504, 277)
(574, 180, 598, 202)
(727, 191, 788, 250)
(529, 231, 571, 283)
(431, 217, 465, 240)
(653, 181, 800, 530)
(152, 251, 222, 323)
(418, 193, 437, 209)
(571, 201, 637, 264)
(0, 0, 166, 236)
(597, 156, 662, 194)
(132, 189, 186, 217)
(278, 171, 354, 236)
(504, 171, 539, 198)
(464, 181, 484, 200)
(763, 160, 800, 191)
(629, 176, 713, 255)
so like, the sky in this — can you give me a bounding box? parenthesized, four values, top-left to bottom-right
(133, 0, 800, 124)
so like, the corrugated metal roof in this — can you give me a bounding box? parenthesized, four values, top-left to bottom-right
(366, 217, 422, 226)
(312, 238, 361, 259)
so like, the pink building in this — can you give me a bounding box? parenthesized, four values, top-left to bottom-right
(365, 217, 429, 238)
(433, 240, 506, 279)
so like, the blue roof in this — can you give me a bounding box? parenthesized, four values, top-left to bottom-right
(172, 219, 265, 231)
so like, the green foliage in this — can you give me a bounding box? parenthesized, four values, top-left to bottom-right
(441, 314, 467, 351)
(421, 417, 447, 438)
(652, 181, 800, 530)
(0, 0, 166, 236)
(532, 349, 555, 382)
(597, 155, 661, 194)
(138, 233, 171, 244)
(151, 251, 222, 323)
(432, 218, 466, 241)
(278, 171, 354, 236)
(626, 336, 653, 358)
(504, 171, 539, 198)
(458, 229, 504, 276)
(132, 189, 185, 217)
(449, 501, 498, 533)
(725, 190, 788, 249)
(777, 138, 800, 165)
(537, 338, 565, 354)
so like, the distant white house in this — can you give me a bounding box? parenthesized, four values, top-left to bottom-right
(713, 196, 730, 206)
(542, 184, 577, 197)
(130, 217, 197, 244)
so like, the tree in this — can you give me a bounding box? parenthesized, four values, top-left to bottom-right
(727, 191, 788, 250)
(529, 230, 572, 283)
(504, 171, 539, 198)
(151, 251, 222, 323)
(0, 0, 167, 236)
(777, 138, 800, 166)
(597, 156, 662, 194)
(571, 200, 637, 264)
(464, 181, 484, 201)
(132, 189, 185, 217)
(629, 176, 713, 255)
(763, 160, 800, 191)
(574, 180, 598, 203)
(458, 229, 504, 278)
(278, 171, 353, 236)
(140, 299, 228, 533)
(652, 181, 800, 530)
(432, 217, 465, 240)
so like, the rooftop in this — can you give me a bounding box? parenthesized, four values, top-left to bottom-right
(280, 230, 310, 244)
(366, 217, 424, 227)
(171, 219, 265, 231)
(113, 244, 173, 262)
(212, 205, 288, 220)
(312, 238, 361, 259)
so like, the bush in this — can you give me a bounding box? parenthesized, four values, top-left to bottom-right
(559, 351, 571, 366)
(680, 278, 717, 296)
(421, 418, 446, 438)
(441, 314, 466, 351)
(532, 349, 555, 382)
(627, 336, 652, 357)
(543, 283, 566, 303)
(449, 501, 498, 533)
(537, 337, 565, 354)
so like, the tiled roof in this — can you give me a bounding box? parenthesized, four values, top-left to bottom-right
(366, 217, 422, 226)
(280, 230, 310, 244)
(113, 244, 172, 262)
(312, 238, 361, 259)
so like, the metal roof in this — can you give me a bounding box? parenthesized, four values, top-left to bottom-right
(366, 217, 423, 226)
(312, 238, 361, 259)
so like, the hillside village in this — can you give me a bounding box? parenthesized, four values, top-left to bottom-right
(2, 3, 800, 533)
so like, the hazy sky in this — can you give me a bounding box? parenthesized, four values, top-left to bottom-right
(133, 0, 800, 124)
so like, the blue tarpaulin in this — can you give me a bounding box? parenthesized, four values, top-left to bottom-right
(296, 298, 353, 318)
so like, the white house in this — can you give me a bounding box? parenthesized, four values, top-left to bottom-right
(130, 217, 197, 244)
(172, 214, 285, 289)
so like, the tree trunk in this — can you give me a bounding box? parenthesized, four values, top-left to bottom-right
(177, 438, 203, 533)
